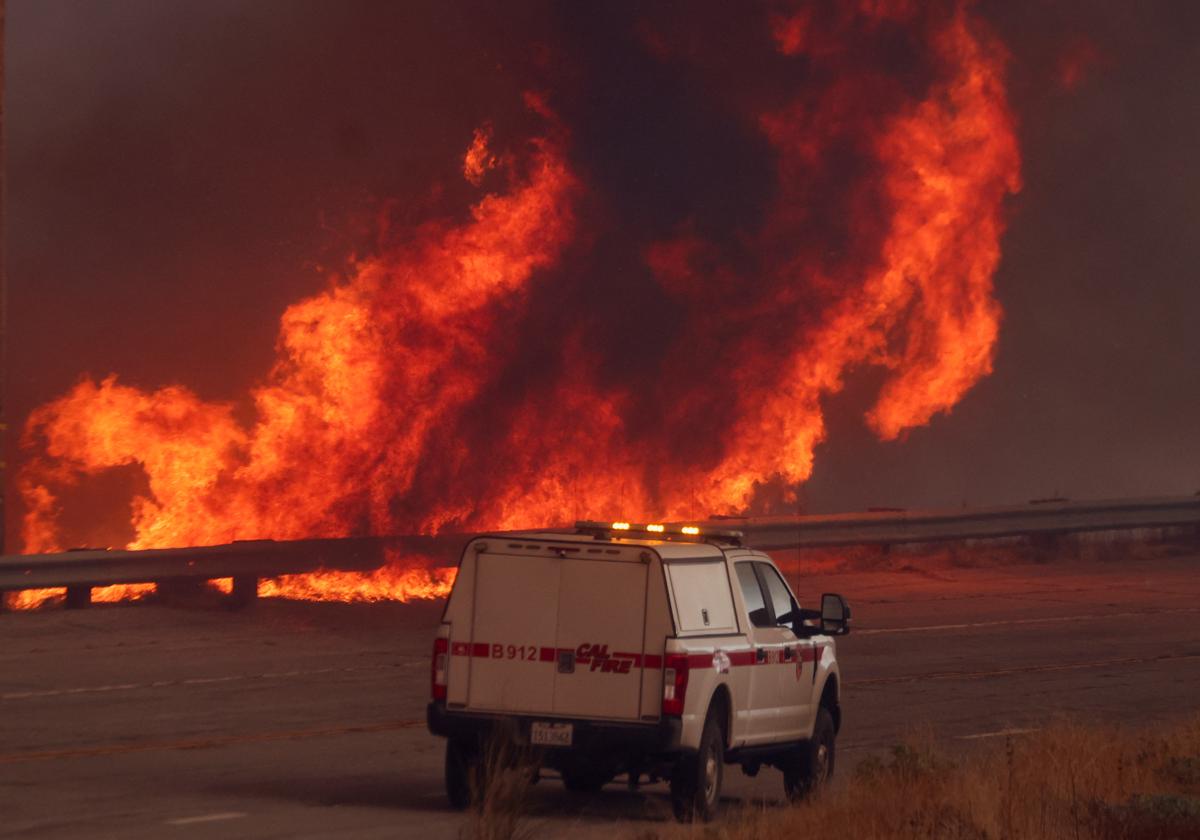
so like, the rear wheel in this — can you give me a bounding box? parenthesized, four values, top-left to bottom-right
(445, 737, 480, 810)
(670, 711, 724, 822)
(783, 707, 836, 801)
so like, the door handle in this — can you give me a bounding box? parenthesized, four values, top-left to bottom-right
(783, 646, 795, 661)
(557, 650, 576, 674)
(755, 647, 766, 663)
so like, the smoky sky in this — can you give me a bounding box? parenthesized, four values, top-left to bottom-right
(4, 0, 1200, 549)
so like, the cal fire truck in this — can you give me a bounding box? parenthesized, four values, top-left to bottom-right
(426, 521, 850, 821)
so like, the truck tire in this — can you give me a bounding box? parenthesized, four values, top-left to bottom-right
(445, 737, 480, 810)
(670, 711, 724, 822)
(783, 707, 836, 801)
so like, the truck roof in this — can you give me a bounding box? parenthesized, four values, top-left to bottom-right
(474, 530, 728, 561)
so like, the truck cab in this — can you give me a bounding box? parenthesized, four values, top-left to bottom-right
(426, 521, 850, 821)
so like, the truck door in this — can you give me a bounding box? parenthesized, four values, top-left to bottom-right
(552, 557, 648, 720)
(466, 551, 560, 714)
(753, 561, 815, 740)
(734, 562, 781, 744)
(734, 561, 813, 742)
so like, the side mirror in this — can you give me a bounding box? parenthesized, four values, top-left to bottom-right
(820, 593, 851, 636)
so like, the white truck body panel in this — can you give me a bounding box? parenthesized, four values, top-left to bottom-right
(465, 551, 560, 713)
(444, 537, 672, 723)
(552, 557, 648, 719)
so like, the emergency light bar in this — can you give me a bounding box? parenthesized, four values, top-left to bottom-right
(575, 520, 744, 546)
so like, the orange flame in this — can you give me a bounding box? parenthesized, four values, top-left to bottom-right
(15, 4, 1021, 607)
(646, 3, 1021, 512)
(463, 124, 497, 186)
(260, 553, 457, 603)
(11, 583, 159, 611)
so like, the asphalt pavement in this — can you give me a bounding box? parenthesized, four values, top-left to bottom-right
(2, 547, 1197, 838)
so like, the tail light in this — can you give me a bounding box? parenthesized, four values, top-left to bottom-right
(662, 653, 690, 716)
(431, 637, 449, 701)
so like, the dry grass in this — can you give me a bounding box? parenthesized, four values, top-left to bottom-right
(642, 717, 1200, 840)
(459, 735, 539, 840)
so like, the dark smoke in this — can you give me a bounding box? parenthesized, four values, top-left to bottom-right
(5, 0, 1200, 550)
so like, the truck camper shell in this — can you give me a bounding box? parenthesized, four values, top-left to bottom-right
(439, 530, 740, 723)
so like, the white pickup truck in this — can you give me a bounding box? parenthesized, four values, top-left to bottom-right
(426, 521, 850, 821)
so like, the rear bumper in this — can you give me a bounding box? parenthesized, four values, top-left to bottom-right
(427, 702, 683, 754)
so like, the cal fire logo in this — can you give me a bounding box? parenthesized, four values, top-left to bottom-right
(712, 650, 731, 675)
(576, 643, 634, 674)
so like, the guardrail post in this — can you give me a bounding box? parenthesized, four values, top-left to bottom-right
(65, 585, 91, 609)
(229, 575, 258, 608)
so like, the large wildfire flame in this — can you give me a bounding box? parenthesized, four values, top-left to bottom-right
(14, 3, 1020, 606)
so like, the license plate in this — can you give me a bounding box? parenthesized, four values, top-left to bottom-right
(530, 721, 573, 747)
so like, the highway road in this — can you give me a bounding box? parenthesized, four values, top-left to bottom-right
(2, 548, 1197, 837)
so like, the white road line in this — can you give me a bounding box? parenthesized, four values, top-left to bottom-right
(165, 812, 247, 826)
(957, 727, 1041, 740)
(857, 607, 1200, 635)
(66, 683, 141, 694)
(1, 663, 400, 701)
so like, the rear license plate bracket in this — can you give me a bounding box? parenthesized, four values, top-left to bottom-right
(530, 721, 573, 747)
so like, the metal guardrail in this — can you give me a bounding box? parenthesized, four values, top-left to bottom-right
(727, 495, 1200, 549)
(2, 495, 1196, 609)
(0, 536, 394, 608)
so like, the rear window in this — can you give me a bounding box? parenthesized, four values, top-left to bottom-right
(665, 561, 738, 634)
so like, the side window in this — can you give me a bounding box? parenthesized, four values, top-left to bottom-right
(757, 563, 798, 627)
(736, 563, 773, 628)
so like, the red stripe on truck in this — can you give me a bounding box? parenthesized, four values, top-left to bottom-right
(448, 642, 816, 669)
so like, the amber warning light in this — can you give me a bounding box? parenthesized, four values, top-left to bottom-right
(575, 521, 743, 545)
